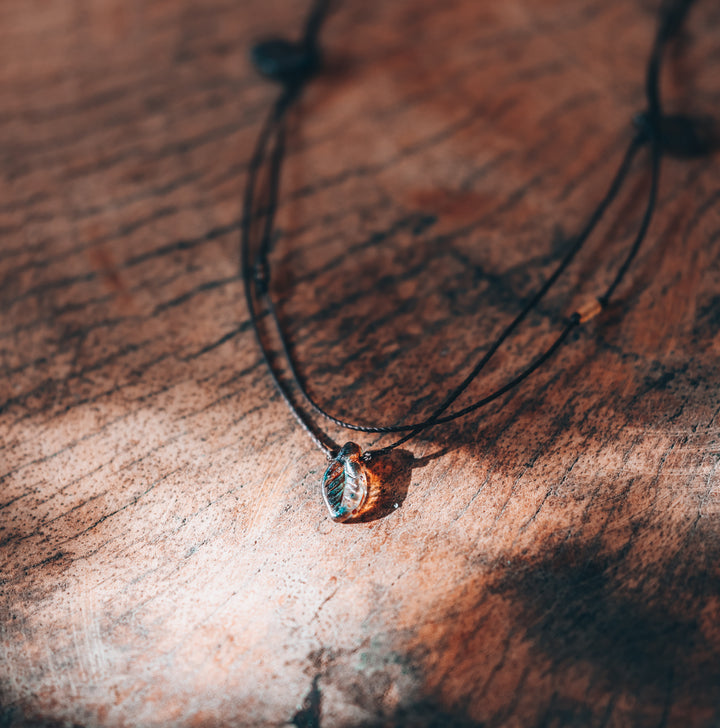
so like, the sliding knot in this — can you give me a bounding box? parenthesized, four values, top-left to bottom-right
(634, 111, 716, 158)
(633, 111, 662, 144)
(253, 257, 271, 294)
(250, 38, 320, 89)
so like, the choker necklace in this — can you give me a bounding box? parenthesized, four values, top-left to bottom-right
(241, 0, 710, 523)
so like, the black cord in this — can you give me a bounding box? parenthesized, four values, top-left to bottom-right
(242, 0, 701, 458)
(241, 91, 338, 456)
(266, 134, 643, 439)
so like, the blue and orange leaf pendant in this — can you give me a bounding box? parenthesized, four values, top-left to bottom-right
(321, 442, 369, 522)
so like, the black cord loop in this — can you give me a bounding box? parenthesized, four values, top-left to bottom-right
(241, 0, 708, 457)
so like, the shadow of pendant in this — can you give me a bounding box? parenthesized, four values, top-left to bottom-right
(321, 443, 413, 523)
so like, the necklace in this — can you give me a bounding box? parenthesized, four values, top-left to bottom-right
(241, 0, 710, 522)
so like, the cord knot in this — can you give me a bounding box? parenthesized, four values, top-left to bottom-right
(633, 111, 716, 157)
(250, 38, 321, 89)
(253, 256, 270, 295)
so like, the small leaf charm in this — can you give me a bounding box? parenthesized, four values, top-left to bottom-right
(322, 442, 369, 522)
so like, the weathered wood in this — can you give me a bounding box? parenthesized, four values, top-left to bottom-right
(1, 0, 719, 726)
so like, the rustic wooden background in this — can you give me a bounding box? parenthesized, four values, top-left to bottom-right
(1, 0, 719, 725)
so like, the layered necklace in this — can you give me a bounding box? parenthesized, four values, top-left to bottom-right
(241, 0, 710, 522)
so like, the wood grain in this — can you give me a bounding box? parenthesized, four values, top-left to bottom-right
(1, 0, 719, 726)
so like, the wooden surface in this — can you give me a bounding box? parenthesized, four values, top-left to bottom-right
(2, 0, 720, 726)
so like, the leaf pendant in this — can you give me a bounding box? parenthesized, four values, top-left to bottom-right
(321, 442, 369, 522)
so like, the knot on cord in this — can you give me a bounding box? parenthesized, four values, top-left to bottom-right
(253, 256, 271, 295)
(251, 38, 321, 90)
(633, 111, 716, 158)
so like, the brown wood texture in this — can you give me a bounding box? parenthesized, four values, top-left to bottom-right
(2, 0, 720, 726)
